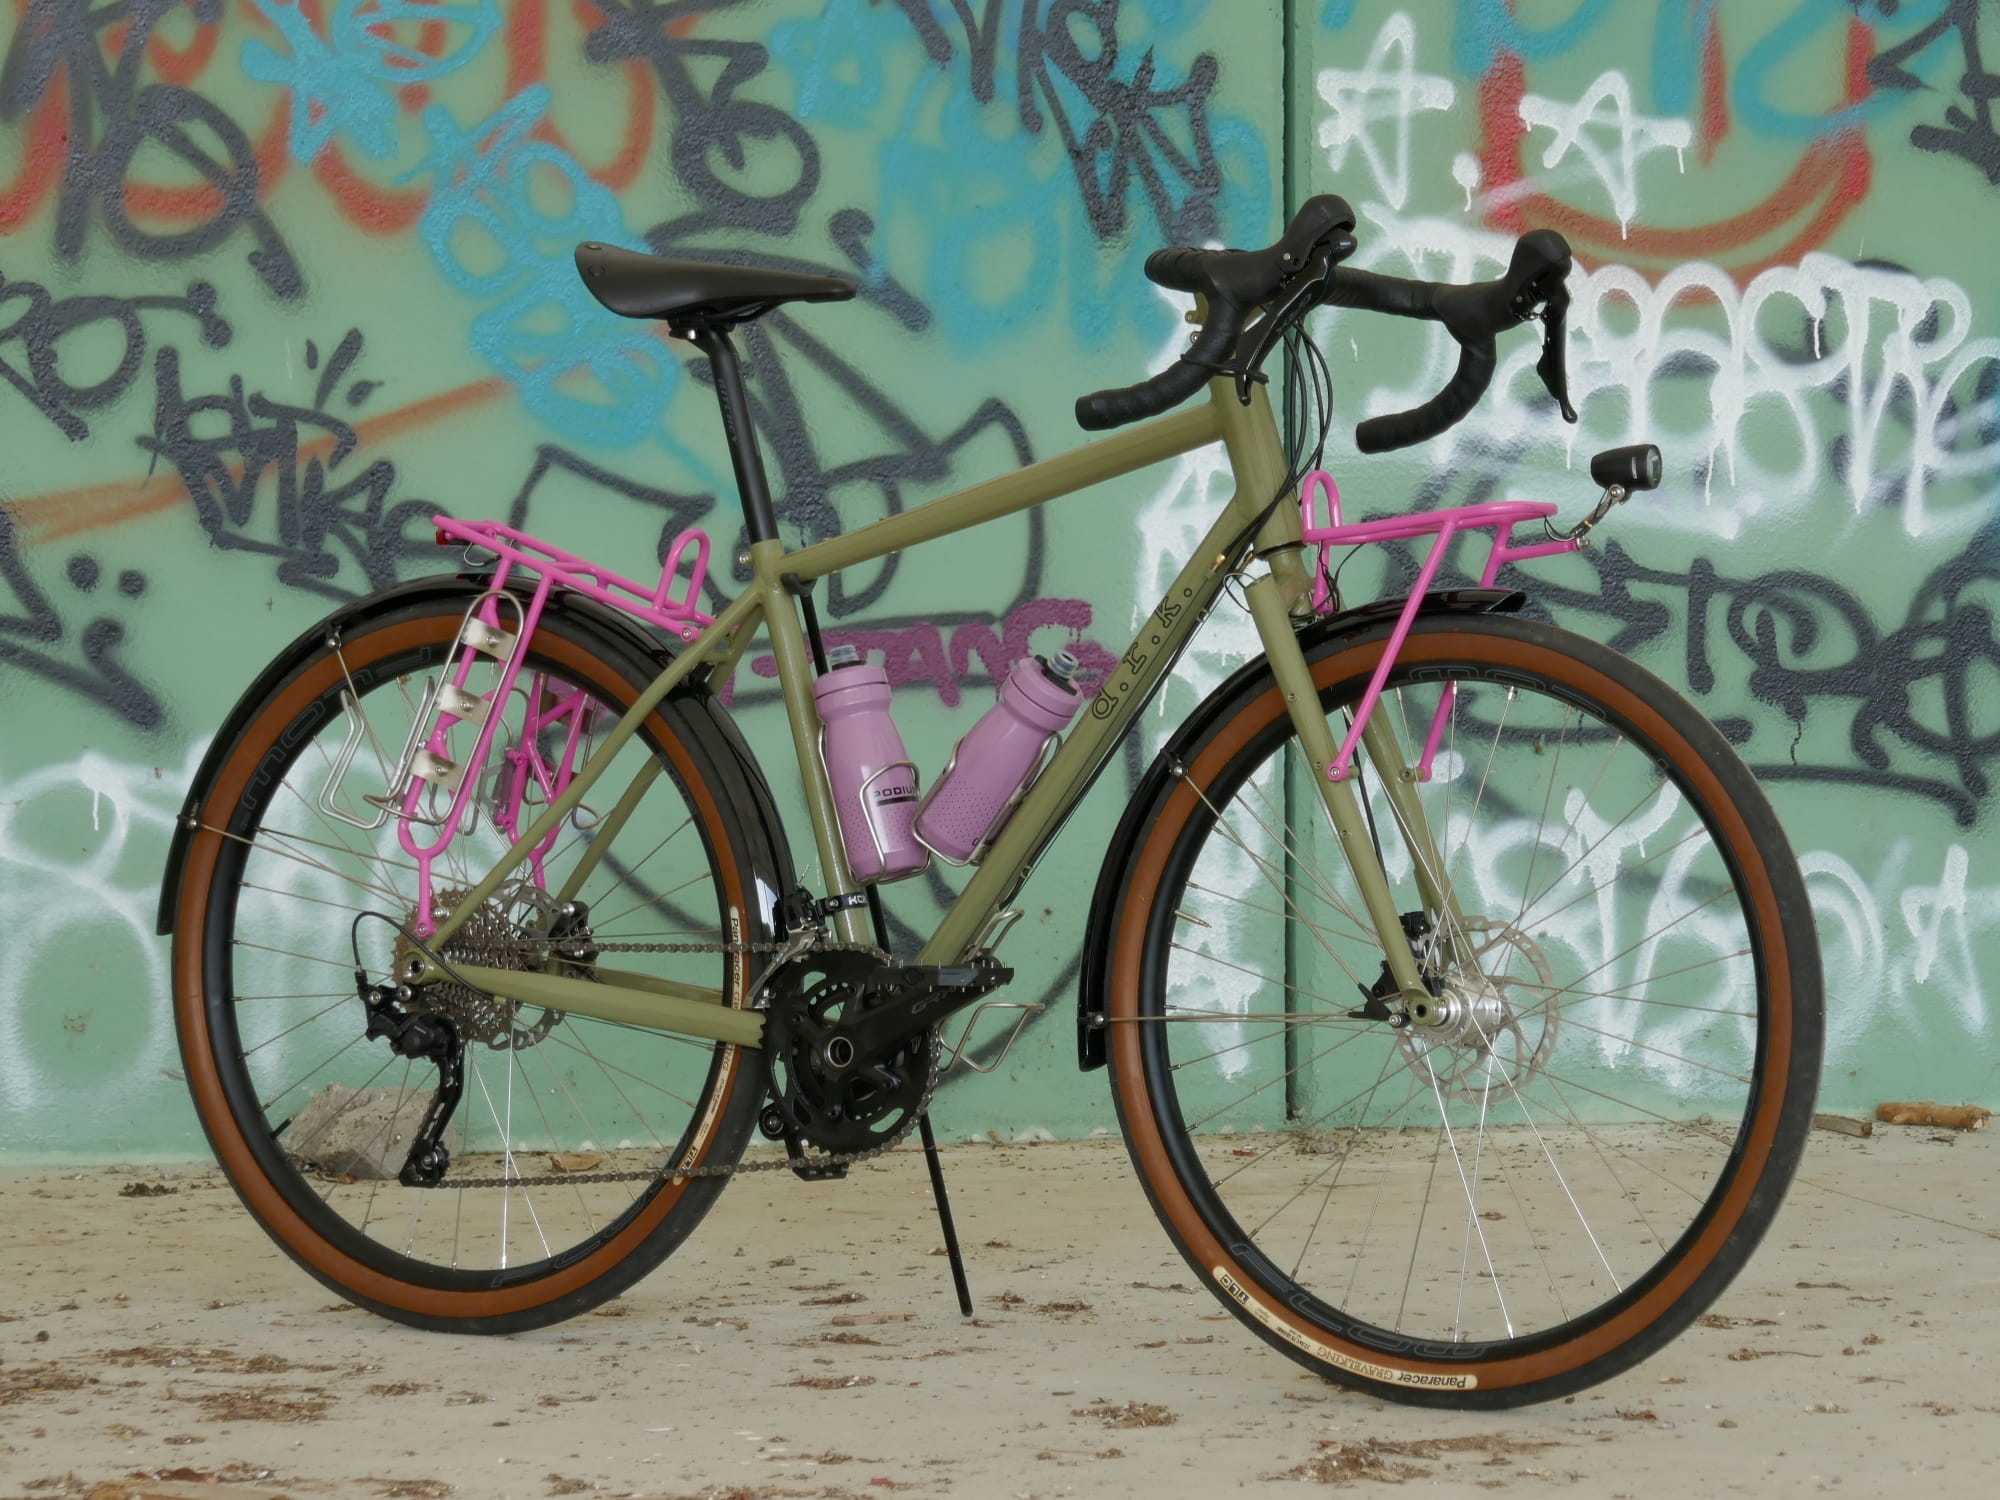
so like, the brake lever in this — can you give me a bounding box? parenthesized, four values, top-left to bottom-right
(1534, 283, 1578, 424)
(1233, 239, 1350, 405)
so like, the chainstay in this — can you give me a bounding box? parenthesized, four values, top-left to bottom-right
(427, 940, 938, 1189)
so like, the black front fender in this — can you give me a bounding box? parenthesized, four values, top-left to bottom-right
(1074, 586, 1524, 1071)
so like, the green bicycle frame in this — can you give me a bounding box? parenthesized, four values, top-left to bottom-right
(424, 374, 1442, 1042)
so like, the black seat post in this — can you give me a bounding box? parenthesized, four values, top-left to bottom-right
(689, 324, 781, 544)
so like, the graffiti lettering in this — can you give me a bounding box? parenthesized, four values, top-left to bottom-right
(1867, 0, 2000, 185)
(737, 310, 1037, 619)
(1358, 531, 2000, 829)
(1316, 12, 1457, 214)
(0, 508, 164, 727)
(135, 329, 434, 596)
(0, 0, 304, 298)
(748, 597, 1113, 709)
(886, 0, 1225, 244)
(1335, 209, 2000, 540)
(0, 271, 229, 441)
(585, 0, 821, 244)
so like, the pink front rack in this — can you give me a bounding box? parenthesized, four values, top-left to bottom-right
(1297, 471, 1581, 783)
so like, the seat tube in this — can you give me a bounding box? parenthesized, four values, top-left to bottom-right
(752, 543, 873, 946)
(691, 325, 781, 543)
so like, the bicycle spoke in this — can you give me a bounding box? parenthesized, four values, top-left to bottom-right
(180, 605, 768, 1316)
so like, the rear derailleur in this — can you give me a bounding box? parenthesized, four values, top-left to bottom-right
(355, 975, 465, 1188)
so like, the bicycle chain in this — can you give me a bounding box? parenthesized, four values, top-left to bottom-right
(430, 939, 939, 1190)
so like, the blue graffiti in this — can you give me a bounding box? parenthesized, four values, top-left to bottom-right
(240, 3, 709, 457)
(771, 1, 899, 130)
(1647, 0, 1717, 118)
(798, 0, 1267, 352)
(876, 79, 1145, 351)
(1435, 0, 1958, 144)
(1731, 0, 1875, 139)
(1450, 0, 1619, 77)
(409, 88, 691, 451)
(1730, 0, 1966, 140)
(243, 0, 500, 162)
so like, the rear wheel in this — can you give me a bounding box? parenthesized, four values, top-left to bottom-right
(1101, 612, 1821, 1406)
(171, 593, 778, 1332)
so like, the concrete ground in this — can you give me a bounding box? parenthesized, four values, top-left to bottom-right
(2, 1127, 1997, 1500)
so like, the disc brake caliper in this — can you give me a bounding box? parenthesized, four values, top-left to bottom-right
(1348, 910, 1444, 1027)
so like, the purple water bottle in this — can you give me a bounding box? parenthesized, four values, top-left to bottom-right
(915, 649, 1084, 864)
(814, 645, 928, 883)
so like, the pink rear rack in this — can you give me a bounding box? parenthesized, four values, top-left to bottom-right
(393, 516, 716, 933)
(433, 515, 715, 642)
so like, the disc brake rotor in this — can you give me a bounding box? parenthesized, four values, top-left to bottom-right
(1396, 918, 1559, 1104)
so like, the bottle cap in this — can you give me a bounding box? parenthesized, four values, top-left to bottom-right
(1039, 648, 1081, 692)
(826, 644, 863, 669)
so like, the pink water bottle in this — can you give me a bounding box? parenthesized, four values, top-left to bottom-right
(915, 649, 1084, 864)
(814, 645, 928, 883)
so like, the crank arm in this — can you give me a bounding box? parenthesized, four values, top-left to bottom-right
(839, 959, 1015, 1059)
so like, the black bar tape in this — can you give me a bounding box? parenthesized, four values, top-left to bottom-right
(1354, 338, 1497, 454)
(1322, 266, 1436, 320)
(1076, 357, 1213, 430)
(1144, 246, 1210, 294)
(1075, 299, 1245, 431)
(1077, 195, 1356, 432)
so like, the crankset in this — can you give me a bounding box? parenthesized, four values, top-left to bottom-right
(760, 946, 1012, 1164)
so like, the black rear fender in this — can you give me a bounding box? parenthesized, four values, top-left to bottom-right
(156, 575, 792, 937)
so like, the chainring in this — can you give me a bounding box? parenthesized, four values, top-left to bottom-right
(762, 946, 941, 1156)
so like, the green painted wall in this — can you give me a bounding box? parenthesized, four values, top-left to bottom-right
(0, 0, 1993, 1160)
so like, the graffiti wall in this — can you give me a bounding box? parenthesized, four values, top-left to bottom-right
(0, 0, 1992, 1159)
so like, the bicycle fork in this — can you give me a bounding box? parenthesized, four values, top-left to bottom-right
(1215, 379, 1450, 1018)
(1240, 571, 1461, 1019)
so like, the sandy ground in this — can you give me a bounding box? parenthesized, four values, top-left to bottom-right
(2, 1128, 1998, 1500)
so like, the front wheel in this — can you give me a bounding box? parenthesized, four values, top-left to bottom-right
(1098, 612, 1821, 1406)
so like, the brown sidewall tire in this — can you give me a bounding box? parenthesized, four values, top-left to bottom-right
(1105, 614, 1820, 1406)
(172, 605, 766, 1329)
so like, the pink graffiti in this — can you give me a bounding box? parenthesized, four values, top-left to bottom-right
(739, 598, 1114, 708)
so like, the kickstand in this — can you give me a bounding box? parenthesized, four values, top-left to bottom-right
(853, 876, 974, 1316)
(917, 1110, 972, 1316)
